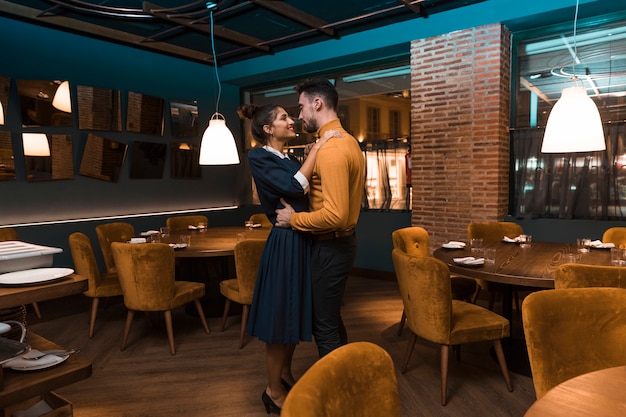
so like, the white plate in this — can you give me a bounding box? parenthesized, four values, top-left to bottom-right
(0, 268, 74, 286)
(4, 354, 69, 371)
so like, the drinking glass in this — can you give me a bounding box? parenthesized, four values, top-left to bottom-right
(519, 234, 532, 249)
(562, 252, 580, 264)
(484, 248, 496, 264)
(470, 238, 483, 254)
(577, 238, 591, 253)
(610, 247, 626, 266)
(179, 235, 191, 247)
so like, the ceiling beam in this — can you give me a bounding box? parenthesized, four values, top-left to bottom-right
(250, 0, 336, 37)
(399, 0, 428, 18)
(143, 2, 271, 53)
(0, 0, 213, 63)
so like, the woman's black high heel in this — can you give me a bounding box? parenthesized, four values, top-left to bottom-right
(262, 391, 281, 415)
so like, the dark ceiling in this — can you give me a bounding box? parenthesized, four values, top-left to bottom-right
(0, 0, 486, 65)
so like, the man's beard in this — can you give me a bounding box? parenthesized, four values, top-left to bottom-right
(303, 119, 317, 134)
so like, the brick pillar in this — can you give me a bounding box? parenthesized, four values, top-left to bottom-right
(410, 23, 511, 248)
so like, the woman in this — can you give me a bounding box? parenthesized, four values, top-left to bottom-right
(241, 103, 336, 414)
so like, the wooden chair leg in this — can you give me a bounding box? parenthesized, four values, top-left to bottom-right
(492, 339, 513, 392)
(194, 299, 210, 334)
(31, 302, 42, 319)
(440, 344, 450, 406)
(89, 298, 100, 338)
(121, 310, 135, 351)
(401, 333, 418, 373)
(397, 309, 406, 336)
(164, 310, 175, 355)
(220, 299, 232, 332)
(239, 304, 249, 349)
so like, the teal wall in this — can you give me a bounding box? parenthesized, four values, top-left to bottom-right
(1, 0, 624, 272)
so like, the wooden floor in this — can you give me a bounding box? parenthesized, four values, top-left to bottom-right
(22, 275, 537, 417)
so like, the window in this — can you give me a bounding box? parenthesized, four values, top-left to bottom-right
(366, 106, 380, 139)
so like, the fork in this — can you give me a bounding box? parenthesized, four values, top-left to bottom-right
(22, 348, 79, 360)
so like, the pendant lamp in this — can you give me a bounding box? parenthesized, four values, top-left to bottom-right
(52, 80, 72, 113)
(0, 101, 4, 125)
(541, 0, 605, 153)
(22, 133, 51, 156)
(199, 6, 240, 165)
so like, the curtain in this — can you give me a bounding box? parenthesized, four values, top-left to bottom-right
(361, 140, 409, 211)
(512, 122, 626, 220)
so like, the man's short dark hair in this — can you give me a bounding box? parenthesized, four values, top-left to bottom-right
(294, 78, 338, 110)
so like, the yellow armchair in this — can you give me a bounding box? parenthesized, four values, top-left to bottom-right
(220, 239, 265, 348)
(281, 341, 401, 417)
(166, 215, 208, 232)
(111, 242, 210, 355)
(391, 227, 477, 335)
(69, 232, 123, 338)
(392, 249, 512, 405)
(522, 287, 626, 399)
(95, 222, 135, 274)
(554, 263, 626, 289)
(602, 227, 626, 248)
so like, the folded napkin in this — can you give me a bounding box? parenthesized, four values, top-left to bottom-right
(453, 256, 484, 265)
(590, 240, 615, 248)
(442, 241, 465, 249)
(3, 354, 63, 369)
(502, 236, 521, 243)
(129, 237, 146, 244)
(140, 230, 159, 236)
(187, 225, 198, 230)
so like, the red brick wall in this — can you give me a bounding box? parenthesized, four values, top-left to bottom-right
(410, 23, 511, 248)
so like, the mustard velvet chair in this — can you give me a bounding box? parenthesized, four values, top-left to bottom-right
(0, 228, 42, 319)
(391, 226, 477, 335)
(392, 249, 513, 405)
(281, 341, 402, 417)
(69, 232, 123, 338)
(111, 242, 210, 355)
(602, 227, 626, 248)
(220, 239, 265, 349)
(467, 221, 524, 310)
(166, 215, 208, 232)
(248, 213, 272, 228)
(554, 263, 626, 289)
(95, 222, 135, 274)
(522, 287, 626, 399)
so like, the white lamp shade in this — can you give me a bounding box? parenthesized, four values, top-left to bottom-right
(541, 86, 605, 153)
(52, 80, 72, 113)
(22, 133, 51, 156)
(199, 113, 240, 165)
(0, 101, 4, 125)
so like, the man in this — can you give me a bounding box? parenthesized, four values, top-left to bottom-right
(275, 77, 365, 358)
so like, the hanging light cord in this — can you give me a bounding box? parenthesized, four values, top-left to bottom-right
(210, 10, 222, 115)
(572, 0, 579, 81)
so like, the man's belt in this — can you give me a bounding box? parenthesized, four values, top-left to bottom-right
(311, 229, 355, 241)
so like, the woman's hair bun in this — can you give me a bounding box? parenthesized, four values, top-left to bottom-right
(238, 104, 260, 120)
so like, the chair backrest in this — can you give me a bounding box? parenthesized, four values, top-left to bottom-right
(392, 249, 452, 344)
(248, 213, 272, 227)
(391, 226, 430, 257)
(68, 232, 103, 296)
(522, 287, 626, 399)
(467, 221, 523, 244)
(0, 228, 18, 241)
(95, 222, 135, 273)
(554, 264, 626, 289)
(111, 242, 176, 311)
(166, 215, 208, 232)
(281, 341, 402, 417)
(234, 239, 266, 302)
(602, 227, 626, 248)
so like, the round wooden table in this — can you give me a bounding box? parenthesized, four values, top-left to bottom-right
(524, 366, 626, 417)
(434, 241, 614, 375)
(163, 226, 270, 316)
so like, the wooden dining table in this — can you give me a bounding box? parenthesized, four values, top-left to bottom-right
(160, 226, 270, 316)
(433, 240, 614, 375)
(0, 274, 92, 412)
(524, 365, 626, 417)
